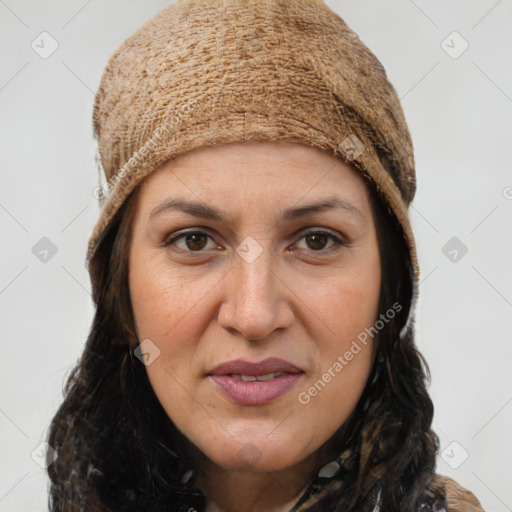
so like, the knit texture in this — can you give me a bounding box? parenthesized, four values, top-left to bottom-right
(440, 475, 485, 512)
(88, 0, 419, 297)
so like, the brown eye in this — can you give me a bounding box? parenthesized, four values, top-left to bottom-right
(305, 233, 330, 250)
(295, 229, 343, 252)
(164, 230, 216, 252)
(184, 233, 208, 251)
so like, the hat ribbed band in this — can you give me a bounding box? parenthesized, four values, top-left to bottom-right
(88, 0, 419, 293)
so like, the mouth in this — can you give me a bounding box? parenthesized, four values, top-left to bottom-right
(208, 357, 303, 377)
(227, 371, 291, 382)
(207, 358, 304, 405)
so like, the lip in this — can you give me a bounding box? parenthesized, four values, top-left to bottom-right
(208, 357, 303, 376)
(208, 357, 304, 406)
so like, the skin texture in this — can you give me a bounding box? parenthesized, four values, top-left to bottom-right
(128, 141, 382, 512)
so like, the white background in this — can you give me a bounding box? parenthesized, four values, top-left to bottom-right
(1, 1, 511, 510)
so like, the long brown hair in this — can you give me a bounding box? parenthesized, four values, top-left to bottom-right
(47, 175, 442, 511)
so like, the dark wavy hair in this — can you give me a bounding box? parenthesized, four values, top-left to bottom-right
(46, 174, 442, 512)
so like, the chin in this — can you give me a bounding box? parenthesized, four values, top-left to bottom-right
(203, 437, 305, 473)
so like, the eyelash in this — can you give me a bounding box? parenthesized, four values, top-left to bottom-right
(163, 228, 346, 255)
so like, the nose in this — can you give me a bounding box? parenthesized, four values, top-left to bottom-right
(217, 243, 294, 342)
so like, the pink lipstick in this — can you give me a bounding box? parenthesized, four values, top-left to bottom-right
(208, 357, 304, 406)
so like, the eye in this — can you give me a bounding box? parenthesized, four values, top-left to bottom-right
(164, 230, 218, 252)
(294, 229, 345, 252)
(164, 228, 346, 254)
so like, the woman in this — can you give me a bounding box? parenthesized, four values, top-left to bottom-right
(46, 0, 484, 510)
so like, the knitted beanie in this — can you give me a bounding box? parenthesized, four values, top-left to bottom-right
(88, 0, 419, 301)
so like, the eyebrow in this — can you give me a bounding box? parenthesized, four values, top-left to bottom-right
(149, 197, 363, 224)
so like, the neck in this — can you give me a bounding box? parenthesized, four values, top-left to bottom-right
(195, 454, 319, 512)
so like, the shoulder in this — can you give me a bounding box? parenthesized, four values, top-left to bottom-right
(432, 474, 485, 512)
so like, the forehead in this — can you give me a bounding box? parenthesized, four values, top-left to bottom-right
(136, 141, 371, 208)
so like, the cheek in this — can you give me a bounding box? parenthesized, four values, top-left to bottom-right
(293, 255, 380, 422)
(302, 275, 378, 378)
(294, 282, 377, 440)
(130, 254, 199, 337)
(129, 253, 223, 379)
(129, 258, 206, 414)
(297, 262, 381, 343)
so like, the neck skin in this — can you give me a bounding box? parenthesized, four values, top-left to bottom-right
(194, 451, 322, 512)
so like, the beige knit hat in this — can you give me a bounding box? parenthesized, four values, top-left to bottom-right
(88, 0, 419, 297)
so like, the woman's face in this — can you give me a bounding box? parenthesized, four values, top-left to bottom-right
(129, 141, 381, 473)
